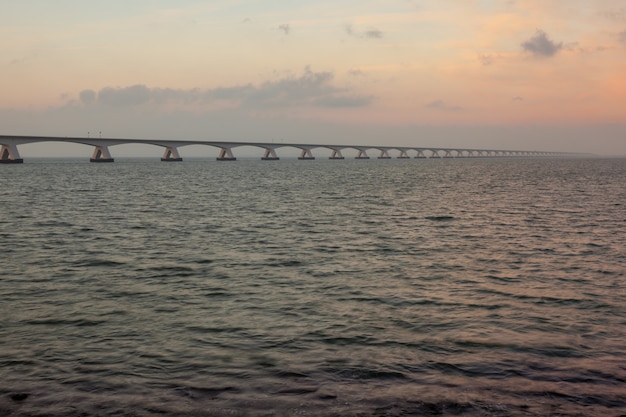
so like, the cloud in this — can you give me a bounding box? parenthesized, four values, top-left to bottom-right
(243, 68, 374, 108)
(278, 24, 290, 35)
(512, 96, 524, 101)
(478, 53, 495, 66)
(206, 85, 255, 101)
(79, 89, 97, 105)
(603, 8, 626, 21)
(348, 69, 365, 77)
(98, 85, 152, 106)
(365, 29, 383, 39)
(345, 24, 384, 40)
(521, 30, 563, 57)
(425, 100, 462, 112)
(313, 95, 374, 108)
(619, 30, 626, 44)
(77, 68, 374, 110)
(9, 51, 40, 66)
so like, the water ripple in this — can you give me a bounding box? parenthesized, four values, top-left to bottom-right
(1, 158, 625, 416)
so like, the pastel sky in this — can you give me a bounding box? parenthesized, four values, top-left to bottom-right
(2, 0, 626, 156)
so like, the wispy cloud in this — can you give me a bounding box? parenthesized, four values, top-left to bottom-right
(425, 100, 462, 112)
(278, 24, 290, 35)
(619, 30, 626, 44)
(8, 51, 40, 66)
(364, 28, 383, 39)
(521, 30, 563, 57)
(345, 24, 384, 40)
(348, 69, 366, 77)
(77, 68, 374, 110)
(478, 53, 496, 66)
(602, 8, 626, 21)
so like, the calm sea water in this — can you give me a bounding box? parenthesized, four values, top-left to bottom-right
(1, 157, 625, 417)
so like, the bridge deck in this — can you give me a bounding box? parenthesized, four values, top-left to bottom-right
(0, 134, 581, 163)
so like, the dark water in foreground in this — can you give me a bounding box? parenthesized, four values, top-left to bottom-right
(1, 157, 625, 417)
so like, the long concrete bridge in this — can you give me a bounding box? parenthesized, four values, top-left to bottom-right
(0, 134, 575, 163)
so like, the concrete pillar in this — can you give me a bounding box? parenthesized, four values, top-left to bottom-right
(90, 145, 114, 162)
(298, 149, 315, 160)
(161, 146, 183, 161)
(261, 148, 279, 160)
(217, 147, 236, 161)
(0, 144, 23, 163)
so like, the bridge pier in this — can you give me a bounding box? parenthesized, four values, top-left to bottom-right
(398, 150, 410, 159)
(415, 150, 428, 158)
(217, 147, 236, 161)
(298, 149, 315, 160)
(161, 146, 183, 161)
(355, 149, 370, 159)
(329, 149, 344, 159)
(261, 148, 279, 160)
(0, 144, 23, 164)
(378, 150, 391, 159)
(90, 145, 114, 162)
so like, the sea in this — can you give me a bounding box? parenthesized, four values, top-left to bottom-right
(1, 156, 625, 417)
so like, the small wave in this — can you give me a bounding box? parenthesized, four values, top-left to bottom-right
(266, 259, 303, 267)
(272, 370, 310, 378)
(519, 390, 626, 408)
(149, 265, 195, 272)
(34, 220, 74, 227)
(274, 386, 319, 395)
(425, 215, 455, 221)
(185, 325, 246, 334)
(374, 401, 477, 416)
(71, 259, 126, 268)
(25, 318, 105, 327)
(174, 385, 238, 399)
(324, 366, 407, 380)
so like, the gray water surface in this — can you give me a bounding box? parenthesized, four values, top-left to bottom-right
(1, 157, 625, 416)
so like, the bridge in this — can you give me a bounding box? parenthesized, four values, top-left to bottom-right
(0, 134, 575, 164)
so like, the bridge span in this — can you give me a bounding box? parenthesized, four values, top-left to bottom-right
(1, 134, 576, 163)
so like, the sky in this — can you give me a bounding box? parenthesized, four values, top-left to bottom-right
(2, 0, 626, 156)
